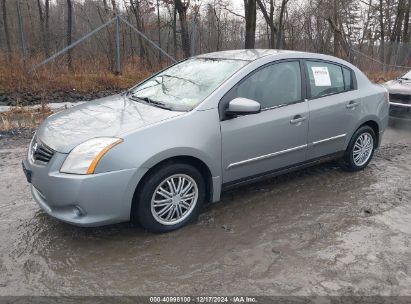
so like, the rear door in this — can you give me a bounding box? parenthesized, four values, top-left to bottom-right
(220, 60, 309, 184)
(304, 60, 361, 160)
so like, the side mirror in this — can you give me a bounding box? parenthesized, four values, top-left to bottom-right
(225, 97, 261, 116)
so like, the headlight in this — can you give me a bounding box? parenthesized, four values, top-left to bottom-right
(60, 137, 123, 174)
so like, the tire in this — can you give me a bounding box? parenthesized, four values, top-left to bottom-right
(340, 126, 376, 171)
(133, 162, 206, 233)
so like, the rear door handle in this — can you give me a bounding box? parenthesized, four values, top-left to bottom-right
(290, 115, 306, 125)
(346, 101, 359, 109)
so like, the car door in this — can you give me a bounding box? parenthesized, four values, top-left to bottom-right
(220, 60, 309, 184)
(304, 60, 360, 160)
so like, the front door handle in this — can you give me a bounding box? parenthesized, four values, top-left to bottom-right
(346, 101, 359, 109)
(290, 115, 306, 125)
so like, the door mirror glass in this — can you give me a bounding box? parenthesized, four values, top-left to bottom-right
(226, 97, 261, 116)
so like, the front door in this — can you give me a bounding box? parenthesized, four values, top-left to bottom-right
(220, 60, 309, 184)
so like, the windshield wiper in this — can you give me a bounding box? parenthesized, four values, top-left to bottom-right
(130, 95, 173, 110)
(400, 77, 410, 80)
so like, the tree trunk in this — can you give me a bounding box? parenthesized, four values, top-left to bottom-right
(390, 0, 406, 42)
(332, 0, 339, 56)
(213, 7, 221, 51)
(326, 16, 351, 60)
(45, 0, 50, 56)
(256, 0, 277, 48)
(2, 0, 12, 61)
(103, 0, 109, 12)
(36, 0, 48, 56)
(386, 0, 406, 64)
(379, 0, 385, 64)
(175, 0, 191, 58)
(130, 0, 148, 62)
(276, 0, 288, 49)
(157, 0, 162, 62)
(111, 0, 117, 14)
(359, 0, 373, 48)
(403, 0, 410, 42)
(66, 0, 73, 70)
(244, 0, 256, 49)
(96, 5, 114, 69)
(269, 0, 275, 48)
(173, 3, 177, 58)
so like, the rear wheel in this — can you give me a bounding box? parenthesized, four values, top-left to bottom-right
(133, 162, 205, 233)
(340, 126, 376, 171)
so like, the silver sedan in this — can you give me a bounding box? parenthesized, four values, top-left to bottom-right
(22, 50, 389, 232)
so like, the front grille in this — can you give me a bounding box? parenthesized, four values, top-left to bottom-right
(389, 93, 411, 104)
(31, 137, 55, 164)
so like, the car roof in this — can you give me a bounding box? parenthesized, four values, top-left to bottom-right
(195, 49, 302, 61)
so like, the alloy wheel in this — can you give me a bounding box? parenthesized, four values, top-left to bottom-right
(150, 174, 199, 225)
(352, 132, 374, 166)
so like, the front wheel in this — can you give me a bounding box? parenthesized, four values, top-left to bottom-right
(340, 126, 376, 171)
(133, 162, 206, 233)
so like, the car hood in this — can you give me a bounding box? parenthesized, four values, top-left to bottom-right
(384, 80, 411, 95)
(36, 94, 184, 153)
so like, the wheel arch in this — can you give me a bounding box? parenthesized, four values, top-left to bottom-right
(360, 120, 379, 147)
(131, 154, 215, 221)
(348, 117, 381, 148)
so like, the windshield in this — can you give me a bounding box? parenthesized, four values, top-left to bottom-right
(129, 58, 248, 111)
(400, 70, 411, 80)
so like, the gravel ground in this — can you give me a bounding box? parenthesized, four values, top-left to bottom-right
(0, 118, 410, 296)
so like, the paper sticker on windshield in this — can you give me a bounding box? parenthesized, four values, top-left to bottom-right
(311, 67, 331, 86)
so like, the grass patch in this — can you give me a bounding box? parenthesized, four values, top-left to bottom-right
(0, 53, 156, 97)
(0, 105, 53, 131)
(365, 70, 404, 83)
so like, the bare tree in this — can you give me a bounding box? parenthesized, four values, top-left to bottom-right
(111, 0, 117, 13)
(276, 0, 289, 49)
(244, 0, 256, 48)
(36, 0, 48, 56)
(156, 0, 162, 61)
(257, 0, 277, 48)
(0, 0, 408, 74)
(385, 0, 406, 62)
(403, 0, 411, 42)
(379, 0, 386, 63)
(213, 6, 222, 51)
(45, 0, 50, 56)
(130, 0, 148, 61)
(2, 0, 12, 61)
(66, 0, 73, 70)
(175, 0, 191, 57)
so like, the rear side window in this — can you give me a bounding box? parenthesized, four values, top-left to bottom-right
(305, 61, 352, 98)
(233, 61, 302, 109)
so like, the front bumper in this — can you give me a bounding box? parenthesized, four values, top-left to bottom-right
(389, 93, 411, 118)
(24, 151, 147, 227)
(389, 102, 411, 118)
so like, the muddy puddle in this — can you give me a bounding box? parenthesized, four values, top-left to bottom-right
(0, 117, 410, 296)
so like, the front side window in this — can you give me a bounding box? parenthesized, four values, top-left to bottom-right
(130, 58, 248, 111)
(231, 61, 302, 109)
(305, 61, 353, 98)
